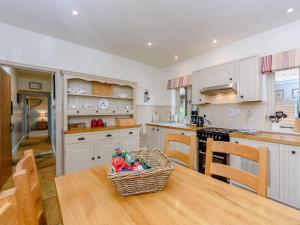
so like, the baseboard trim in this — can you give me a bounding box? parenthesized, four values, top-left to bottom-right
(12, 135, 26, 154)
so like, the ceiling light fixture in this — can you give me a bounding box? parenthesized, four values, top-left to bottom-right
(72, 10, 79, 16)
(147, 42, 152, 47)
(212, 39, 218, 44)
(174, 55, 179, 60)
(286, 8, 294, 13)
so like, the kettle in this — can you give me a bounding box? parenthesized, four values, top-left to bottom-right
(91, 119, 97, 128)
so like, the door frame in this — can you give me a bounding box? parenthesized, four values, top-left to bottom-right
(0, 60, 63, 176)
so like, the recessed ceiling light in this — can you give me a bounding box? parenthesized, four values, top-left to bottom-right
(147, 42, 152, 47)
(174, 55, 179, 60)
(72, 10, 79, 16)
(212, 39, 218, 44)
(286, 8, 294, 13)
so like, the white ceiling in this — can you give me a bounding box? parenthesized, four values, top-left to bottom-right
(1, 0, 300, 67)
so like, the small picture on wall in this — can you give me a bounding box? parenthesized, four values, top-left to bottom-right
(275, 90, 284, 99)
(292, 88, 299, 98)
(29, 82, 42, 90)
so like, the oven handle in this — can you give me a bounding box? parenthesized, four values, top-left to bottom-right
(198, 140, 207, 143)
(199, 151, 226, 160)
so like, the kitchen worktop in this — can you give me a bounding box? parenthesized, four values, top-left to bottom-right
(230, 131, 300, 147)
(146, 122, 203, 132)
(64, 125, 140, 134)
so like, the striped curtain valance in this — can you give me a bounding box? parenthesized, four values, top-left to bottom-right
(167, 75, 192, 90)
(261, 48, 300, 74)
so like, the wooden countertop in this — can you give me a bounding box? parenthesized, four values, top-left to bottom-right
(146, 122, 203, 132)
(64, 125, 140, 134)
(230, 131, 300, 147)
(55, 165, 300, 225)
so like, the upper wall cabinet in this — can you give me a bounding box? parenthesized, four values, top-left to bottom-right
(237, 56, 262, 102)
(191, 70, 211, 104)
(205, 61, 236, 86)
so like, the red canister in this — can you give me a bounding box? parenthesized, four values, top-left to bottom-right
(97, 118, 103, 127)
(91, 119, 97, 128)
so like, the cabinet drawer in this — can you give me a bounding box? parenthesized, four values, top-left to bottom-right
(65, 133, 95, 145)
(95, 131, 120, 140)
(120, 129, 140, 137)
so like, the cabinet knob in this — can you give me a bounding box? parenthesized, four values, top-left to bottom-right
(235, 141, 239, 144)
(113, 110, 116, 113)
(152, 128, 155, 131)
(106, 134, 112, 137)
(199, 98, 202, 101)
(292, 151, 296, 155)
(229, 77, 233, 81)
(78, 137, 85, 141)
(128, 131, 133, 135)
(96, 110, 99, 113)
(76, 110, 80, 114)
(92, 157, 95, 160)
(97, 156, 101, 159)
(240, 95, 244, 99)
(157, 129, 159, 131)
(181, 133, 185, 135)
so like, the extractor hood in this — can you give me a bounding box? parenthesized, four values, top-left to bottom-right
(200, 83, 237, 96)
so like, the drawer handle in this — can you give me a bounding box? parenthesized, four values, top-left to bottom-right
(106, 134, 112, 137)
(76, 110, 80, 114)
(229, 77, 232, 81)
(78, 137, 85, 141)
(113, 110, 116, 113)
(240, 95, 244, 99)
(181, 133, 185, 135)
(235, 141, 239, 144)
(152, 128, 155, 131)
(92, 157, 95, 160)
(292, 151, 296, 155)
(157, 129, 159, 131)
(128, 131, 133, 135)
(97, 156, 101, 159)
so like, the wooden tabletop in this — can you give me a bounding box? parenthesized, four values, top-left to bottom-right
(55, 165, 300, 225)
(230, 131, 300, 147)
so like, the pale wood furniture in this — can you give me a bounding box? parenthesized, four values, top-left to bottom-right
(64, 127, 140, 174)
(37, 121, 48, 130)
(13, 150, 47, 225)
(0, 188, 25, 225)
(0, 68, 12, 188)
(206, 138, 268, 197)
(231, 137, 300, 209)
(163, 133, 196, 169)
(55, 165, 300, 225)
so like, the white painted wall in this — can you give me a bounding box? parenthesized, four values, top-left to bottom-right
(0, 22, 169, 107)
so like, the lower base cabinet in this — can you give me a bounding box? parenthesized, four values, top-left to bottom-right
(64, 128, 140, 174)
(230, 137, 300, 209)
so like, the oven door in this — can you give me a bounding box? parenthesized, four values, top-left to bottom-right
(198, 140, 228, 183)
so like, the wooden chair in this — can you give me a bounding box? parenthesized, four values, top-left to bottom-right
(0, 188, 25, 225)
(13, 150, 47, 225)
(205, 138, 268, 197)
(163, 133, 196, 169)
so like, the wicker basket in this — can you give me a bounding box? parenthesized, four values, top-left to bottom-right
(108, 150, 175, 196)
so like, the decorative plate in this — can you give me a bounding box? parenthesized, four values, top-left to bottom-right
(98, 98, 109, 109)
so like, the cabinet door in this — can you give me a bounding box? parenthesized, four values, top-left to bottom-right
(230, 138, 281, 201)
(146, 126, 157, 149)
(120, 135, 139, 152)
(206, 61, 236, 86)
(283, 146, 300, 209)
(96, 140, 119, 166)
(65, 143, 95, 173)
(237, 56, 262, 102)
(191, 70, 210, 104)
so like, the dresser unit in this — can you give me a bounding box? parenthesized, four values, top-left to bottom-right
(62, 71, 140, 174)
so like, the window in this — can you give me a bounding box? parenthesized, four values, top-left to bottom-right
(274, 68, 299, 128)
(178, 87, 187, 119)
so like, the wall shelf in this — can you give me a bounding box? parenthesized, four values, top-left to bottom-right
(68, 112, 134, 116)
(67, 93, 133, 100)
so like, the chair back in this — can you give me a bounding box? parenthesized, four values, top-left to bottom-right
(205, 138, 268, 197)
(13, 150, 46, 225)
(0, 188, 25, 225)
(163, 133, 196, 169)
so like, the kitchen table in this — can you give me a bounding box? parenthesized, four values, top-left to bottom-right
(55, 165, 300, 225)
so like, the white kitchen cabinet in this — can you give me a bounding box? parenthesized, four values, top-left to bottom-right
(230, 138, 281, 201)
(146, 126, 162, 149)
(191, 70, 211, 104)
(237, 56, 262, 102)
(64, 128, 140, 174)
(283, 146, 300, 209)
(65, 143, 95, 173)
(205, 61, 236, 86)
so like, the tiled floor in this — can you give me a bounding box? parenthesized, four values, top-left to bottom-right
(2, 135, 63, 225)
